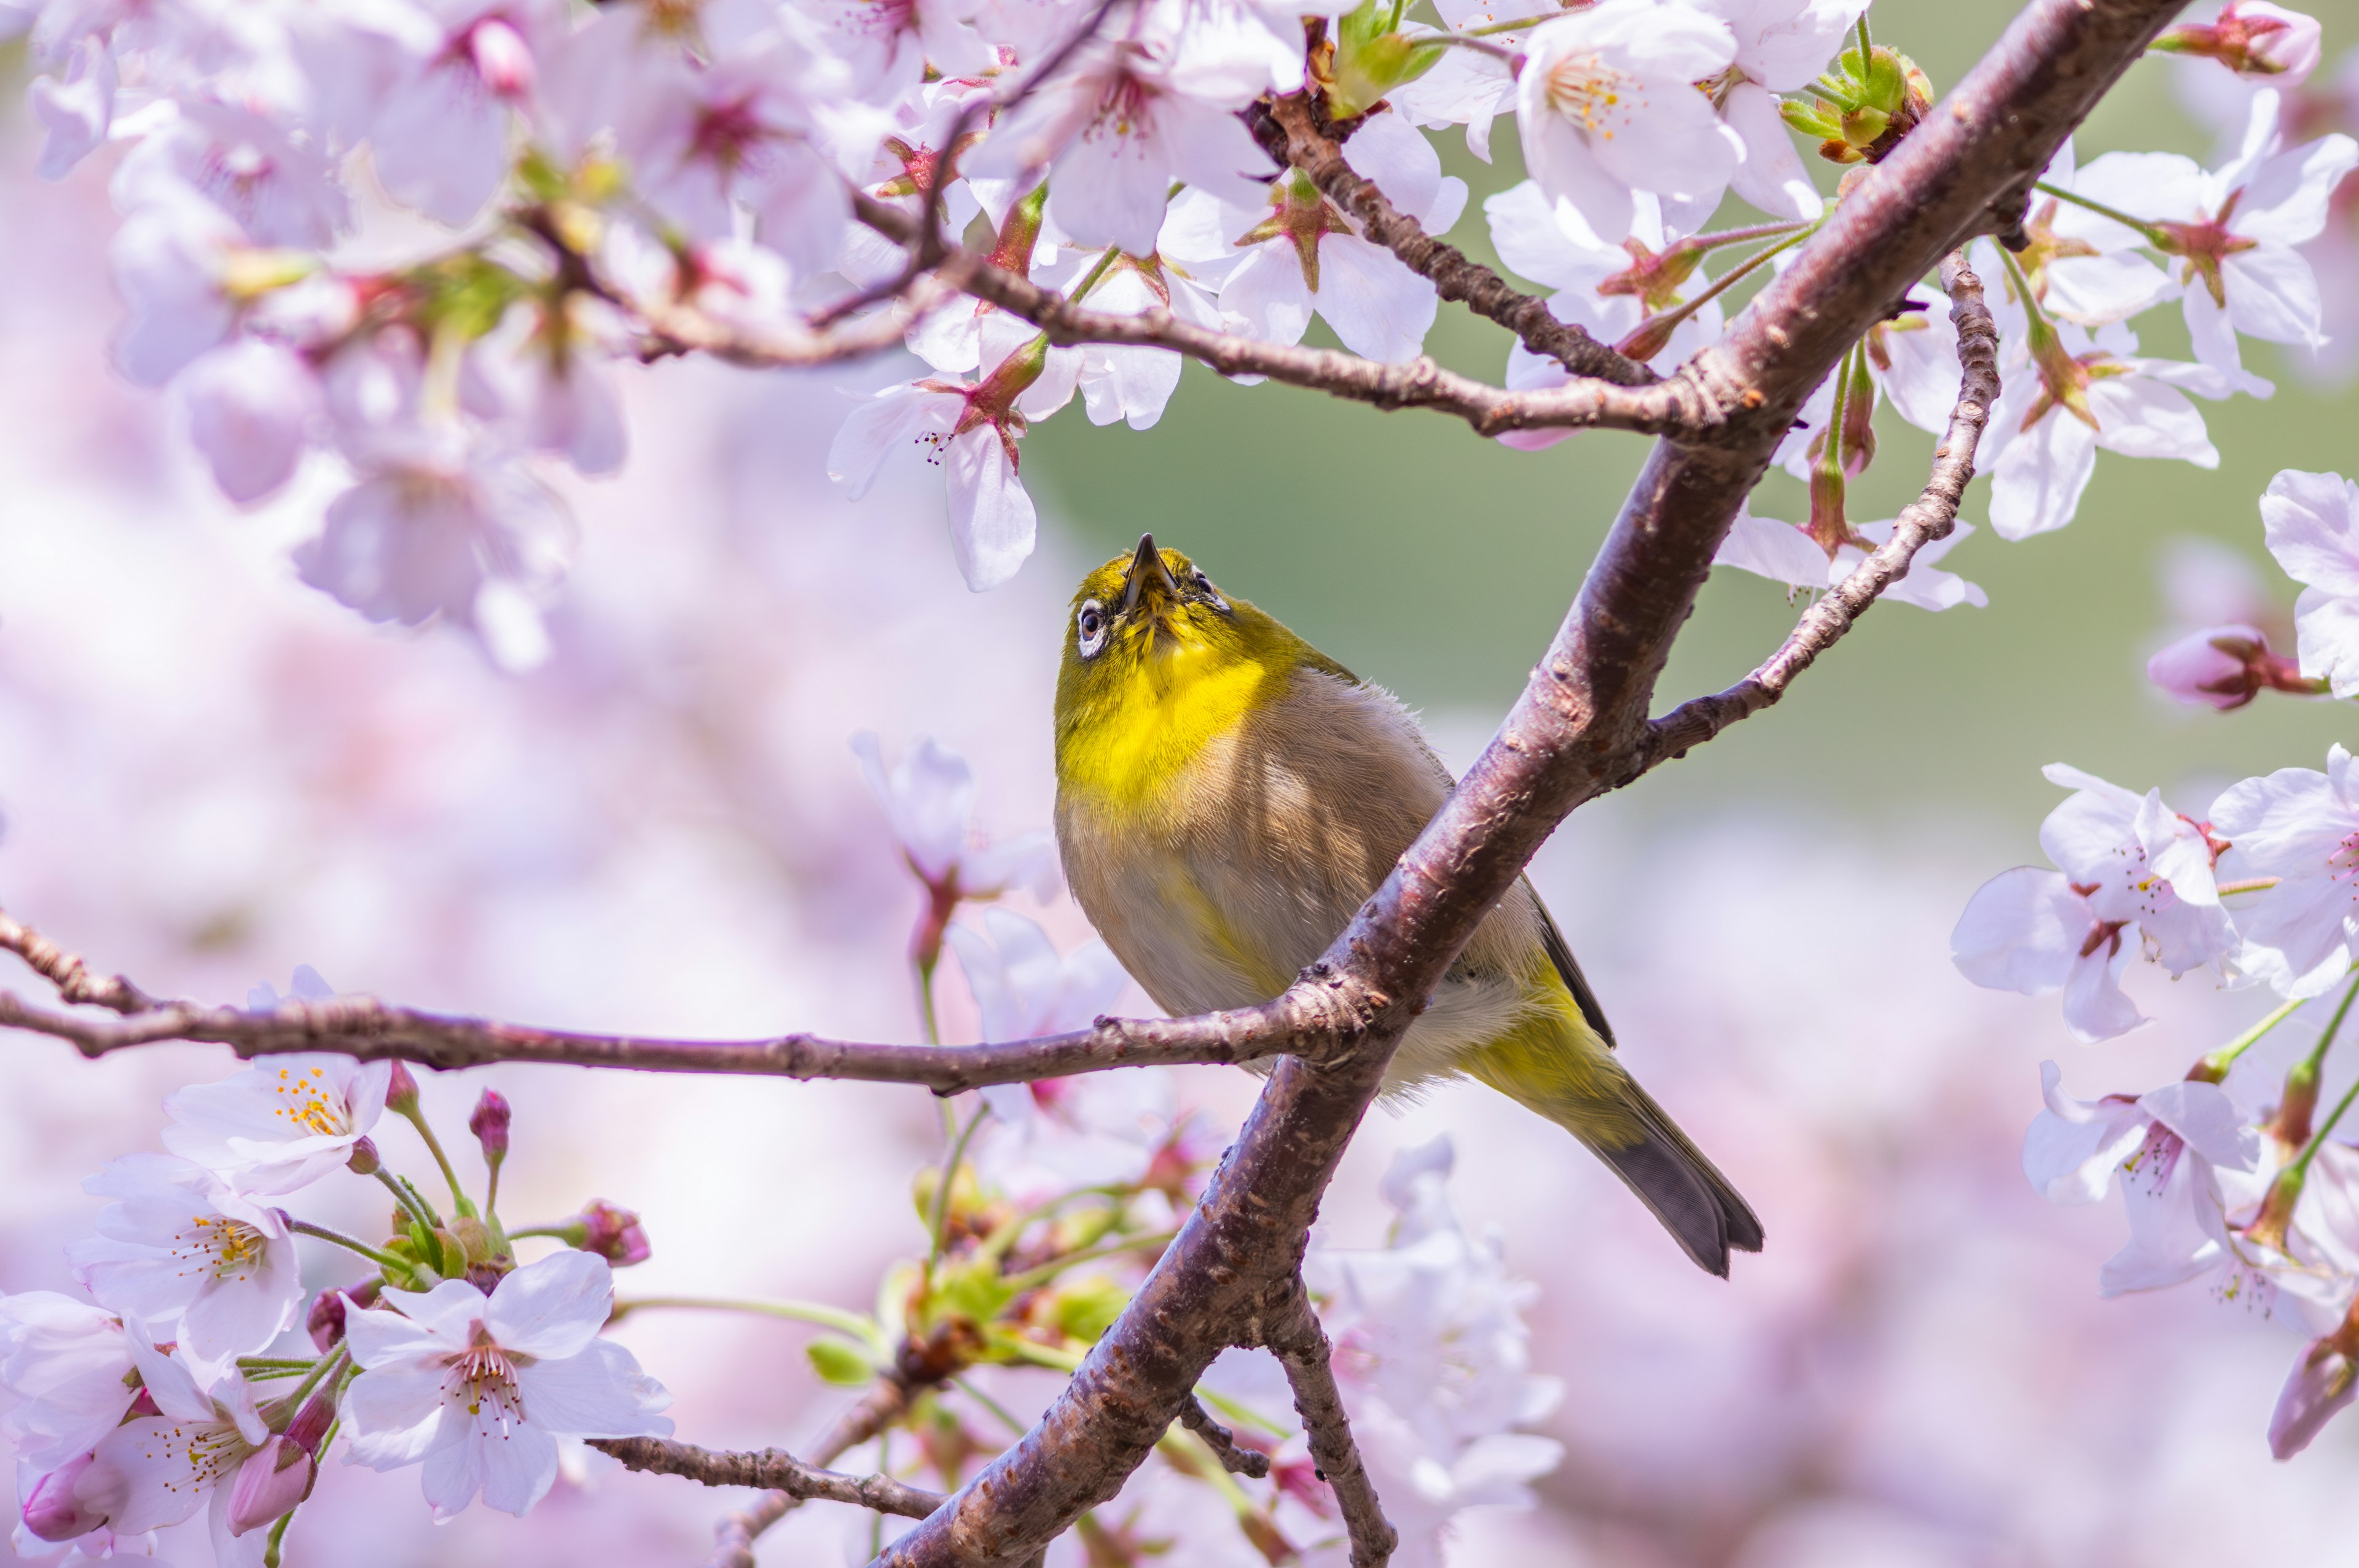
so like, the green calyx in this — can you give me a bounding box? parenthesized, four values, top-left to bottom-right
(1320, 0, 1446, 121)
(1783, 41, 1934, 165)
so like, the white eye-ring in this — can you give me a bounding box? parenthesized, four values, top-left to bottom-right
(1188, 567, 1229, 613)
(1076, 599, 1109, 657)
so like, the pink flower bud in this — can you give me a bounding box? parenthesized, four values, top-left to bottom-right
(385, 1060, 420, 1114)
(2157, 1, 2323, 82)
(468, 18, 536, 99)
(468, 1089, 511, 1165)
(346, 1134, 381, 1176)
(307, 1278, 380, 1352)
(2271, 1335, 2359, 1458)
(20, 1453, 103, 1543)
(2148, 624, 2263, 708)
(225, 1437, 316, 1537)
(577, 1199, 651, 1266)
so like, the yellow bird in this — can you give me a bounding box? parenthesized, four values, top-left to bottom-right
(1053, 536, 1763, 1276)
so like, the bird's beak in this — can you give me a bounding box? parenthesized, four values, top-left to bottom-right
(1122, 532, 1181, 613)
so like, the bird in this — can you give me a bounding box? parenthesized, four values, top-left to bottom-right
(1052, 534, 1763, 1276)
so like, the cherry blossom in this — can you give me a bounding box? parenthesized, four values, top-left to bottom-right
(1514, 0, 1742, 246)
(66, 1154, 303, 1366)
(1716, 513, 1990, 610)
(2158, 2, 2326, 85)
(946, 907, 1132, 1122)
(827, 329, 1076, 591)
(1952, 765, 2235, 1041)
(343, 1251, 674, 1520)
(111, 101, 351, 249)
(2210, 744, 2359, 999)
(69, 1332, 270, 1565)
(2057, 96, 2357, 386)
(2023, 1062, 2264, 1297)
(1697, 0, 1866, 220)
(2146, 622, 2322, 708)
(1302, 1137, 1563, 1565)
(175, 337, 323, 505)
(2259, 467, 2359, 697)
(361, 0, 561, 226)
(0, 1295, 133, 1471)
(851, 733, 1060, 904)
(966, 1, 1281, 255)
(1160, 109, 1466, 365)
(163, 1051, 391, 1196)
(2018, 140, 2180, 328)
(28, 33, 112, 182)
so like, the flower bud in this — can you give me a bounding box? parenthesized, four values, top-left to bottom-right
(345, 1134, 381, 1176)
(577, 1199, 651, 1266)
(385, 1060, 420, 1115)
(2272, 1329, 2359, 1458)
(2245, 1163, 2306, 1254)
(308, 1279, 382, 1352)
(225, 1436, 316, 1537)
(2146, 624, 2326, 710)
(19, 1453, 103, 1543)
(468, 1089, 511, 1166)
(467, 17, 536, 99)
(2154, 1, 2323, 84)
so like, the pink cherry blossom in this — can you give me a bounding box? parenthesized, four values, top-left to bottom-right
(2161, 2, 2326, 85)
(1696, 0, 1866, 219)
(176, 337, 323, 505)
(0, 1295, 134, 1471)
(342, 1252, 673, 1521)
(850, 732, 1060, 900)
(2146, 622, 2320, 708)
(945, 908, 1132, 1123)
(74, 1331, 270, 1564)
(2209, 743, 2359, 997)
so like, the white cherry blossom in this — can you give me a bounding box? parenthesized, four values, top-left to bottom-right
(342, 1252, 674, 1521)
(1696, 0, 1866, 219)
(947, 907, 1132, 1122)
(29, 33, 112, 181)
(2020, 139, 2179, 328)
(1160, 109, 1466, 365)
(2259, 467, 2359, 697)
(1716, 513, 1989, 610)
(1514, 0, 1743, 245)
(2209, 743, 2359, 998)
(850, 732, 1060, 902)
(163, 1050, 391, 1196)
(0, 1294, 134, 1471)
(66, 1154, 303, 1366)
(1952, 765, 2236, 1041)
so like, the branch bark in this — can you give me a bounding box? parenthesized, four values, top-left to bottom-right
(869, 4, 2188, 1564)
(1263, 94, 1659, 388)
(1176, 1395, 1272, 1480)
(702, 1377, 912, 1568)
(1269, 1290, 1395, 1568)
(1638, 250, 2001, 774)
(590, 1435, 944, 1519)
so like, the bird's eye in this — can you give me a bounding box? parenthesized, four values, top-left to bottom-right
(1188, 568, 1229, 613)
(1076, 599, 1109, 658)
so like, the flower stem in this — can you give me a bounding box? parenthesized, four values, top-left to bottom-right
(238, 1357, 321, 1373)
(1069, 246, 1123, 305)
(929, 1103, 990, 1267)
(375, 1168, 441, 1233)
(2216, 876, 2285, 897)
(504, 1223, 573, 1241)
(1001, 1230, 1180, 1293)
(2289, 974, 2359, 1179)
(1687, 218, 1815, 254)
(284, 1217, 413, 1274)
(1426, 31, 1519, 60)
(264, 1510, 294, 1568)
(394, 1102, 475, 1218)
(1458, 11, 1561, 35)
(276, 1348, 349, 1417)
(610, 1295, 886, 1350)
(2199, 993, 2309, 1079)
(2032, 180, 2172, 248)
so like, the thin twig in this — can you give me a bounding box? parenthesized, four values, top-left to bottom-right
(1176, 1395, 1272, 1480)
(1636, 251, 2000, 775)
(1268, 1290, 1395, 1568)
(1264, 93, 1658, 388)
(591, 1435, 944, 1519)
(705, 1378, 913, 1568)
(0, 910, 149, 1013)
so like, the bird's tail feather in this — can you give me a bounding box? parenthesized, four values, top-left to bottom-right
(1470, 1045, 1762, 1276)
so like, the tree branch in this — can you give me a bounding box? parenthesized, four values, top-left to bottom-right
(0, 907, 1312, 1089)
(591, 1435, 944, 1519)
(1637, 249, 2000, 774)
(1262, 93, 1659, 388)
(869, 5, 2188, 1564)
(704, 1377, 913, 1568)
(1269, 1291, 1395, 1568)
(1176, 1395, 1272, 1480)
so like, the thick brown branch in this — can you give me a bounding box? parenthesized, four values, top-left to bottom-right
(1176, 1396, 1271, 1480)
(1269, 1293, 1395, 1568)
(0, 908, 1310, 1088)
(591, 1435, 943, 1519)
(1264, 95, 1658, 389)
(1637, 251, 2001, 774)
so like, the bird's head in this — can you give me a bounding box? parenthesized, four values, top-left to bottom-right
(1055, 536, 1312, 756)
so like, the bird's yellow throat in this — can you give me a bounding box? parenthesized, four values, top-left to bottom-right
(1052, 540, 1329, 817)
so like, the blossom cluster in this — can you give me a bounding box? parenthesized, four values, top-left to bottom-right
(20, 0, 2352, 653)
(2, 1037, 672, 1566)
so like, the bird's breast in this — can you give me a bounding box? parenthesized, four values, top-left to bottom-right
(1055, 644, 1272, 817)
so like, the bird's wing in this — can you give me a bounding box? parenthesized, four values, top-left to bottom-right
(1535, 894, 1618, 1050)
